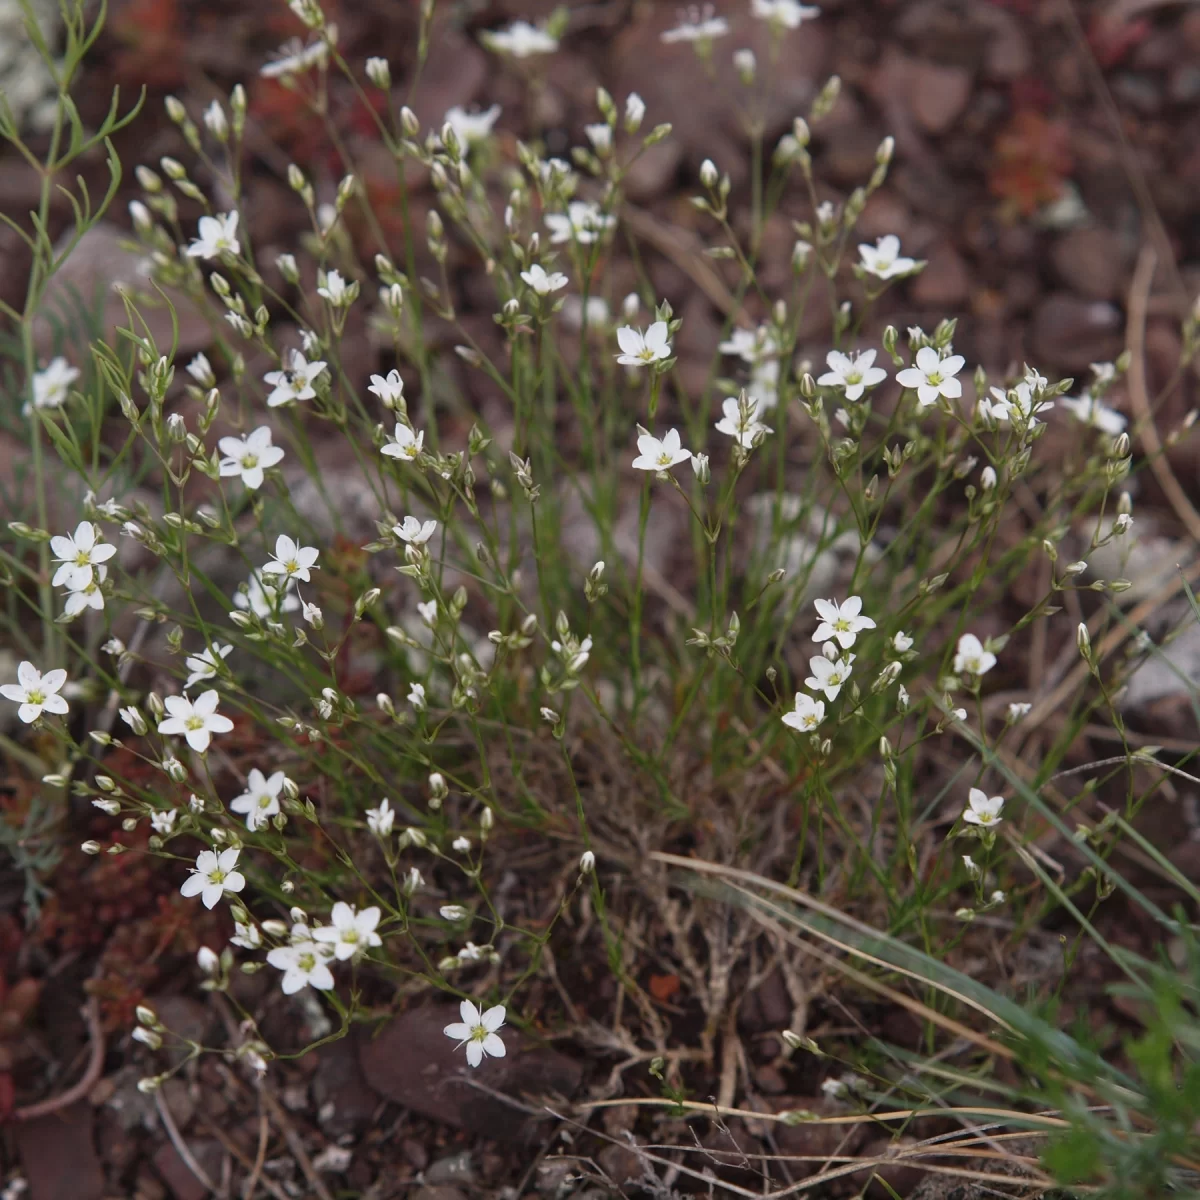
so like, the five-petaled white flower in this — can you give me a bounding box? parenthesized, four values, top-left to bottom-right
(963, 788, 1004, 828)
(417, 599, 438, 627)
(408, 682, 427, 711)
(520, 264, 569, 295)
(313, 902, 383, 961)
(953, 633, 996, 677)
(180, 847, 246, 909)
(443, 104, 501, 148)
(63, 574, 105, 617)
(714, 395, 773, 447)
(150, 808, 178, 835)
(632, 428, 691, 472)
(218, 426, 285, 490)
(262, 534, 320, 583)
(813, 596, 876, 649)
(805, 652, 855, 701)
(616, 322, 671, 367)
(366, 797, 394, 836)
(381, 422, 424, 461)
(317, 269, 351, 306)
(481, 19, 558, 56)
(158, 690, 234, 753)
(266, 941, 335, 993)
(443, 999, 507, 1067)
(545, 201, 616, 245)
(896, 346, 965, 408)
(661, 4, 730, 42)
(260, 37, 327, 79)
(1, 662, 68, 724)
(817, 349, 887, 401)
(50, 521, 116, 591)
(719, 325, 778, 363)
(982, 382, 1052, 427)
(185, 212, 240, 260)
(1008, 702, 1031, 722)
(782, 692, 825, 732)
(235, 572, 300, 619)
(230, 768, 288, 831)
(858, 234, 917, 280)
(368, 369, 405, 407)
(1061, 393, 1127, 435)
(265, 350, 326, 408)
(751, 0, 821, 28)
(30, 357, 80, 411)
(395, 516, 438, 545)
(185, 643, 233, 689)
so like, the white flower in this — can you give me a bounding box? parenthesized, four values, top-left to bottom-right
(235, 572, 300, 619)
(481, 19, 558, 56)
(395, 516, 438, 545)
(715, 395, 773, 447)
(185, 212, 240, 259)
(186, 352, 214, 387)
(585, 122, 612, 154)
(203, 100, 228, 139)
(367, 369, 404, 406)
(266, 941, 335, 993)
(983, 381, 1053, 427)
(813, 596, 876, 650)
(440, 905, 469, 921)
(457, 941, 485, 961)
(452, 835, 471, 853)
(953, 633, 996, 677)
(963, 788, 1004, 828)
(1, 662, 69, 724)
(625, 92, 645, 129)
(857, 234, 917, 280)
(719, 324, 778, 363)
(197, 946, 220, 974)
(1007, 702, 1031, 722)
(185, 643, 233, 689)
(63, 575, 105, 617)
(520, 264, 568, 294)
(805, 652, 854, 701)
(896, 346, 965, 407)
(661, 4, 730, 43)
(632, 428, 691, 472)
(980, 465, 997, 490)
(443, 104, 501, 148)
(381, 422, 424, 461)
(302, 600, 322, 627)
(751, 0, 820, 26)
(782, 692, 825, 732)
(317, 269, 351, 306)
(1060, 393, 1127, 435)
(747, 358, 781, 409)
(817, 349, 887, 401)
(31, 357, 80, 411)
(893, 631, 913, 652)
(262, 534, 320, 583)
(260, 37, 327, 78)
(150, 808, 177, 835)
(230, 768, 288, 831)
(264, 350, 326, 408)
(231, 921, 262, 949)
(561, 295, 610, 330)
(443, 999, 507, 1067)
(417, 599, 438, 627)
(616, 322, 671, 366)
(545, 201, 616, 245)
(313, 902, 382, 960)
(408, 682, 427, 711)
(366, 797, 394, 836)
(218, 426, 285, 490)
(50, 521, 116, 591)
(157, 690, 234, 753)
(180, 847, 245, 909)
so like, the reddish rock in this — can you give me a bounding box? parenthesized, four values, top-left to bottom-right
(357, 1005, 582, 1143)
(911, 243, 971, 309)
(14, 1103, 105, 1200)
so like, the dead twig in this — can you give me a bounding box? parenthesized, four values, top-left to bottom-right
(258, 1084, 336, 1200)
(12, 996, 105, 1122)
(157, 1087, 226, 1199)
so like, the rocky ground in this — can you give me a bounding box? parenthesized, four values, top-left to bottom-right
(1, 0, 1199, 1197)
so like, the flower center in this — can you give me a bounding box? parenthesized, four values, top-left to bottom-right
(469, 1023, 489, 1043)
(257, 794, 272, 808)
(845, 370, 861, 385)
(834, 618, 851, 632)
(185, 715, 205, 731)
(27, 688, 45, 705)
(343, 930, 359, 944)
(74, 550, 90, 565)
(802, 714, 818, 728)
(298, 952, 316, 972)
(284, 559, 298, 573)
(927, 371, 943, 385)
(241, 453, 258, 468)
(656, 451, 672, 466)
(209, 868, 226, 885)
